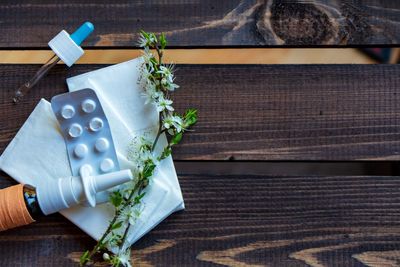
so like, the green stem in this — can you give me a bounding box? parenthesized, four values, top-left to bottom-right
(83, 211, 119, 265)
(117, 185, 144, 252)
(155, 47, 163, 65)
(84, 178, 144, 265)
(151, 113, 164, 152)
(118, 120, 165, 252)
(115, 44, 166, 253)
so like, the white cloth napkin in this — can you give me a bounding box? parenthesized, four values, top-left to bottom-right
(0, 58, 184, 250)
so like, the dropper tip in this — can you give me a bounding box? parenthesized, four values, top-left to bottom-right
(70, 21, 95, 46)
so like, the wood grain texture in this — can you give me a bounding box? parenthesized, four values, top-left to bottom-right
(2, 173, 400, 266)
(0, 0, 399, 48)
(1, 64, 400, 161)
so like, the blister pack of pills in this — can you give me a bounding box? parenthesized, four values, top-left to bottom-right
(51, 88, 119, 177)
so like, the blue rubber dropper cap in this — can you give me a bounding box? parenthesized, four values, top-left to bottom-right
(70, 22, 94, 46)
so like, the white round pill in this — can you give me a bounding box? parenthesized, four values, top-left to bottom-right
(74, 144, 88, 158)
(95, 138, 109, 152)
(68, 123, 83, 138)
(100, 158, 114, 172)
(61, 105, 75, 119)
(82, 99, 96, 113)
(89, 117, 104, 132)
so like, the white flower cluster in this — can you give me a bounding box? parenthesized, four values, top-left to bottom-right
(127, 135, 158, 176)
(163, 114, 183, 134)
(140, 49, 179, 112)
(103, 249, 132, 267)
(121, 203, 144, 226)
(139, 52, 186, 139)
(137, 33, 156, 48)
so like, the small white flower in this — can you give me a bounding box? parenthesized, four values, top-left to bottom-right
(163, 116, 174, 129)
(128, 216, 137, 226)
(172, 116, 184, 133)
(117, 250, 132, 267)
(166, 82, 179, 92)
(142, 82, 158, 105)
(128, 205, 144, 226)
(157, 65, 172, 76)
(156, 95, 174, 112)
(137, 33, 156, 48)
(157, 65, 175, 83)
(121, 207, 133, 221)
(142, 49, 154, 62)
(137, 34, 148, 47)
(148, 34, 157, 45)
(163, 115, 183, 133)
(127, 136, 154, 173)
(141, 49, 156, 74)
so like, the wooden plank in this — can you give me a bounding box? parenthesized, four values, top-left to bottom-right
(1, 64, 400, 161)
(0, 1, 399, 48)
(0, 49, 376, 64)
(2, 173, 400, 266)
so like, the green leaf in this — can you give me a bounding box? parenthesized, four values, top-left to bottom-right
(160, 146, 172, 160)
(97, 240, 106, 250)
(134, 192, 146, 205)
(140, 30, 150, 39)
(149, 33, 157, 45)
(143, 162, 156, 178)
(160, 33, 167, 49)
(111, 221, 123, 230)
(184, 109, 198, 127)
(170, 132, 183, 145)
(79, 250, 90, 266)
(109, 191, 123, 208)
(111, 255, 121, 267)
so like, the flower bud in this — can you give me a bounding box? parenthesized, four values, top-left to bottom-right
(103, 253, 110, 261)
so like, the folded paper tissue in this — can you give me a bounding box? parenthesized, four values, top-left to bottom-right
(0, 57, 184, 249)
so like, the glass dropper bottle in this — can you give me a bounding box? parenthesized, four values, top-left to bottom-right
(13, 22, 94, 103)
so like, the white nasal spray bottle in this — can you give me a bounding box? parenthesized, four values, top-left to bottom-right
(36, 168, 133, 215)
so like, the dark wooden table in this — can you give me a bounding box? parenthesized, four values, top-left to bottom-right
(1, 1, 400, 266)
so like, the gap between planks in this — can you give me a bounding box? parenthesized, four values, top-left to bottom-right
(0, 48, 376, 64)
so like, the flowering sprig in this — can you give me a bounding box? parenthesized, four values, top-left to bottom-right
(80, 31, 197, 266)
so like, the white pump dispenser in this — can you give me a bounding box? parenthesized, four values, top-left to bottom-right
(36, 167, 133, 215)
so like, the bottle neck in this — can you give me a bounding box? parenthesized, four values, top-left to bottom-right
(23, 184, 43, 218)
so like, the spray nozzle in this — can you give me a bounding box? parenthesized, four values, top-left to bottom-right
(36, 168, 133, 215)
(80, 165, 132, 208)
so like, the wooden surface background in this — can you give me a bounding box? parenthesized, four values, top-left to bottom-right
(0, 0, 399, 47)
(1, 1, 400, 266)
(1, 64, 400, 161)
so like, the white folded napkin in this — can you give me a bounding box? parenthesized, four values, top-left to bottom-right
(0, 58, 184, 251)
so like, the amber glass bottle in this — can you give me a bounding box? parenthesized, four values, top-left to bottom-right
(0, 184, 38, 231)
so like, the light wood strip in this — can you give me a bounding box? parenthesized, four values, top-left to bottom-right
(0, 49, 375, 64)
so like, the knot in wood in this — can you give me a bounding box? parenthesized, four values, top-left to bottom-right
(258, 1, 336, 45)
